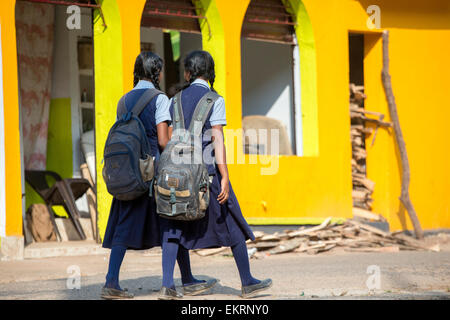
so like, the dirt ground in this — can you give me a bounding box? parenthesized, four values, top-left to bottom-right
(0, 232, 449, 300)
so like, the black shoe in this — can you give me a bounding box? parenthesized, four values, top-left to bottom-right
(183, 279, 219, 296)
(101, 287, 134, 299)
(158, 286, 183, 300)
(241, 278, 273, 299)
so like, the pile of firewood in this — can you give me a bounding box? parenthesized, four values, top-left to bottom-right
(350, 84, 391, 213)
(193, 218, 440, 258)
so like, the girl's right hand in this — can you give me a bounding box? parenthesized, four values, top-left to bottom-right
(217, 177, 230, 204)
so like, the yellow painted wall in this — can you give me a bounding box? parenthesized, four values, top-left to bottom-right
(210, 0, 450, 229)
(93, 0, 125, 240)
(0, 0, 23, 237)
(354, 0, 450, 231)
(117, 0, 146, 93)
(218, 0, 353, 224)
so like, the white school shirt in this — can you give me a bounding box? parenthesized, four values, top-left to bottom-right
(132, 80, 171, 125)
(168, 78, 227, 127)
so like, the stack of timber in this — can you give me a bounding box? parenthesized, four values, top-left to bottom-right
(350, 84, 391, 217)
(193, 218, 440, 258)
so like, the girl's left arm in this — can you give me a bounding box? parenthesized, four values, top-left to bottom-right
(156, 95, 172, 150)
(212, 125, 230, 204)
(157, 122, 170, 150)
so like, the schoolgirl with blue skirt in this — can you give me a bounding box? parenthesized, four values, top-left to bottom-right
(158, 50, 272, 299)
(101, 52, 206, 299)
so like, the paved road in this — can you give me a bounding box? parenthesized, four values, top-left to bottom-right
(0, 248, 449, 300)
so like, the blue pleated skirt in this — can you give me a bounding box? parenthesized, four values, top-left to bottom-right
(102, 192, 161, 250)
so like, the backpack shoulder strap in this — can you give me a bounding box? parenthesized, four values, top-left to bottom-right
(116, 96, 127, 119)
(117, 88, 162, 119)
(172, 91, 185, 131)
(188, 91, 220, 137)
(131, 88, 162, 116)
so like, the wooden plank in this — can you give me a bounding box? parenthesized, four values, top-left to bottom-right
(352, 90, 366, 102)
(315, 230, 342, 239)
(318, 244, 337, 253)
(351, 125, 373, 135)
(248, 241, 280, 249)
(253, 231, 265, 239)
(350, 111, 393, 127)
(350, 105, 384, 118)
(287, 217, 332, 238)
(382, 31, 424, 240)
(80, 163, 98, 242)
(393, 234, 440, 252)
(352, 172, 367, 179)
(352, 151, 367, 162)
(352, 136, 363, 146)
(352, 190, 370, 200)
(363, 116, 393, 127)
(352, 207, 386, 222)
(269, 238, 304, 255)
(351, 124, 364, 129)
(353, 201, 371, 211)
(259, 234, 282, 242)
(309, 239, 343, 246)
(352, 176, 375, 192)
(347, 220, 390, 238)
(350, 129, 363, 137)
(275, 232, 290, 240)
(294, 243, 327, 253)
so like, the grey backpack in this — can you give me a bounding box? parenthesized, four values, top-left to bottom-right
(155, 90, 220, 221)
(102, 88, 161, 201)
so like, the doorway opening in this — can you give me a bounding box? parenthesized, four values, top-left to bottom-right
(349, 33, 374, 212)
(241, 0, 301, 156)
(16, 0, 99, 245)
(140, 0, 204, 97)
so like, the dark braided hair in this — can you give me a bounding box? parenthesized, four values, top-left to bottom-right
(133, 51, 163, 89)
(182, 50, 217, 93)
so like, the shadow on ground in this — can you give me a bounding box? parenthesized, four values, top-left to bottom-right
(0, 274, 247, 300)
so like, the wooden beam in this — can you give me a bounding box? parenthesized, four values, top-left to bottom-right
(381, 31, 424, 239)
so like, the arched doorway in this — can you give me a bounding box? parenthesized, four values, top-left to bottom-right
(15, 0, 99, 243)
(240, 0, 300, 156)
(140, 0, 205, 96)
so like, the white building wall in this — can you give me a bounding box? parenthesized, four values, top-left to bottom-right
(51, 6, 93, 178)
(140, 27, 165, 91)
(179, 32, 202, 80)
(241, 39, 296, 153)
(50, 7, 92, 214)
(140, 28, 202, 89)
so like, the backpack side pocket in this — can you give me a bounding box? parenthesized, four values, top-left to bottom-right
(139, 154, 154, 182)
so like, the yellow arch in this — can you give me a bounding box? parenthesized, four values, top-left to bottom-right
(196, 0, 226, 98)
(283, 0, 319, 157)
(237, 0, 319, 157)
(93, 0, 125, 240)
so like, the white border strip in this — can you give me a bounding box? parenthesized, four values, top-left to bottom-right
(0, 24, 7, 237)
(293, 36, 303, 156)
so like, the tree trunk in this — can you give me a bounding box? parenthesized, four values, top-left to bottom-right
(381, 31, 424, 240)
